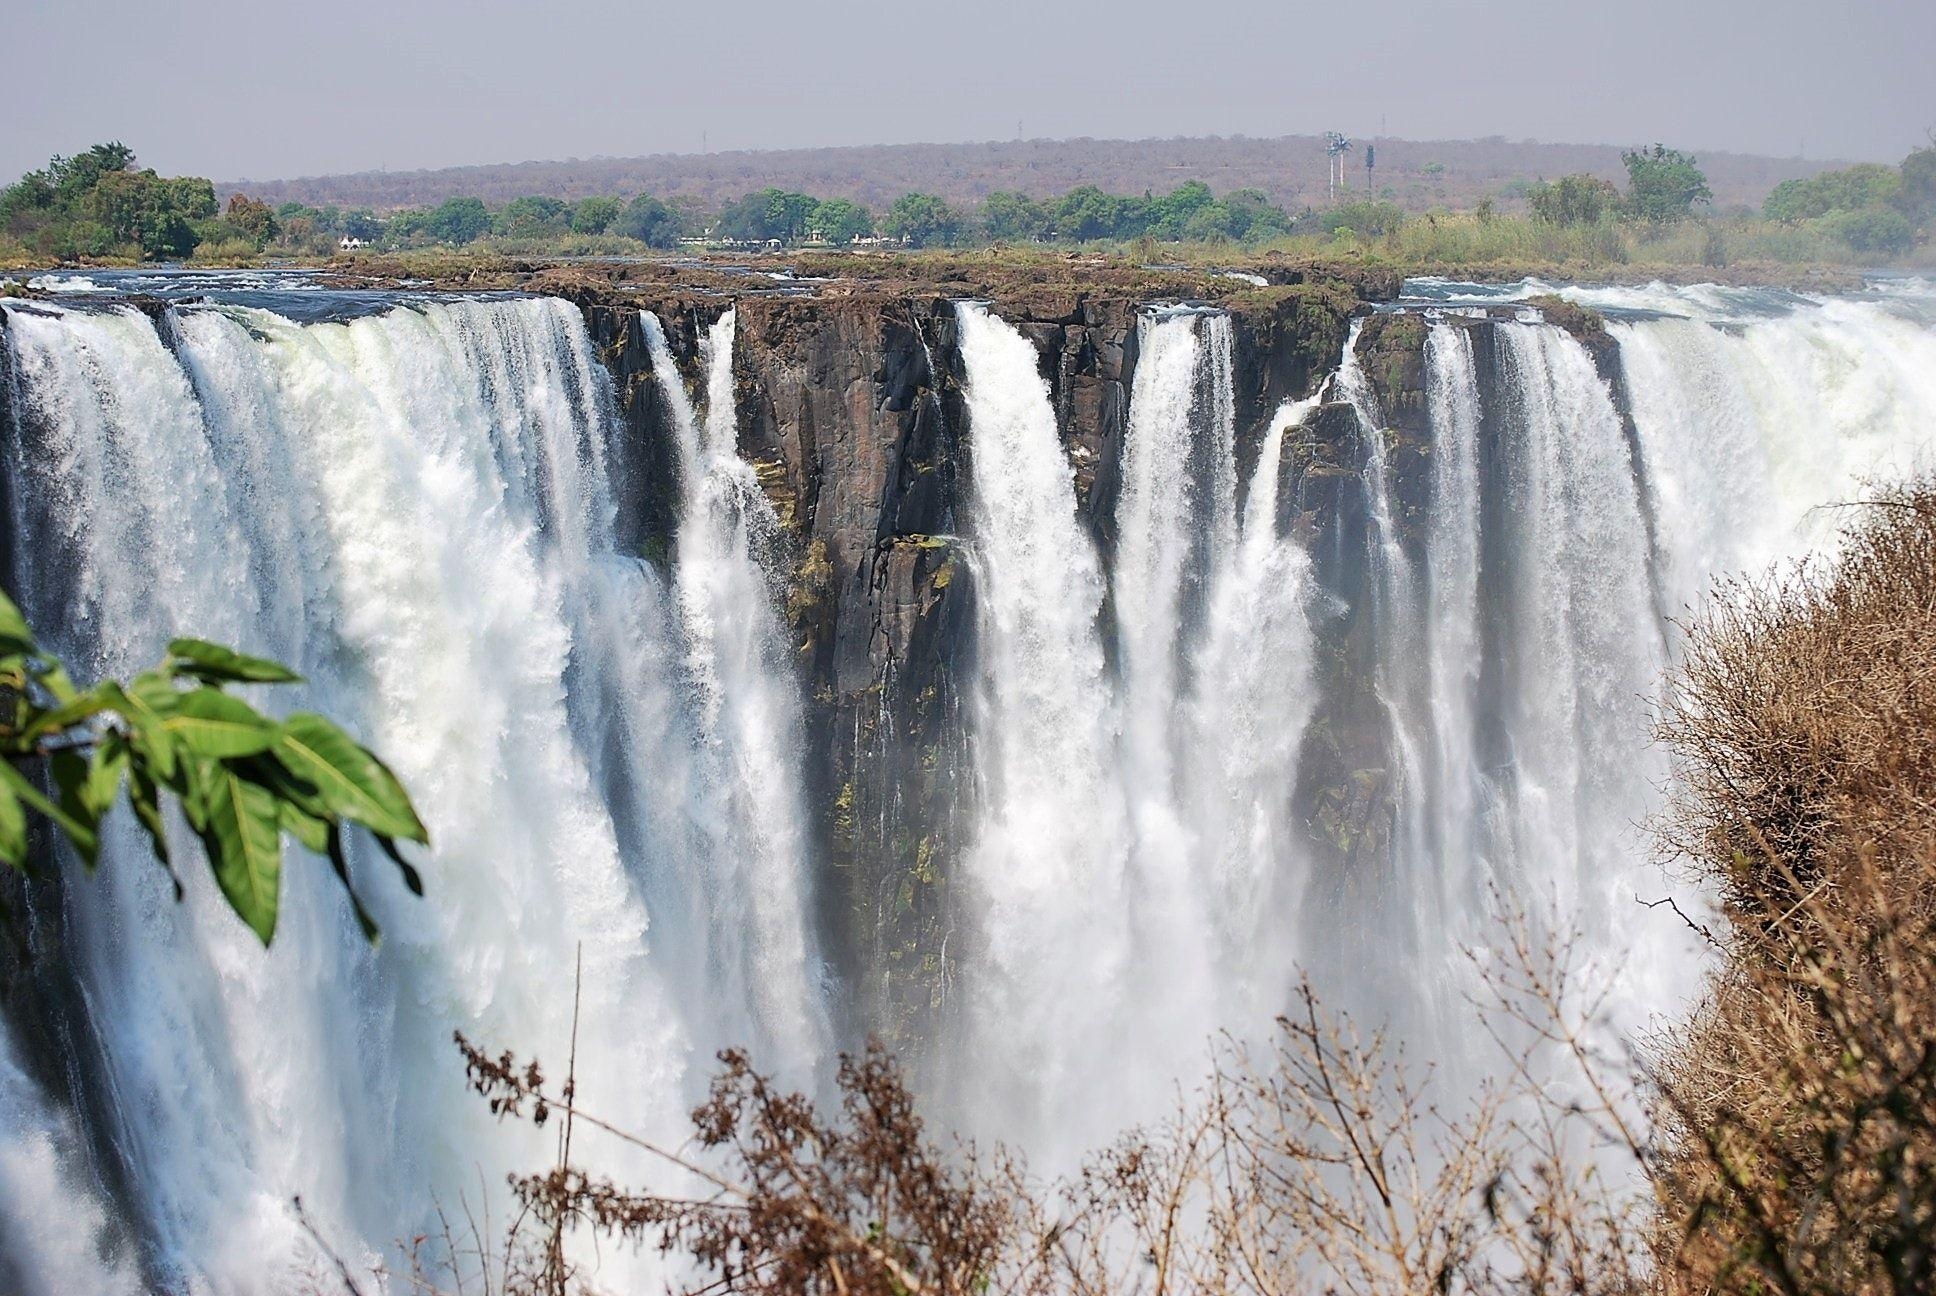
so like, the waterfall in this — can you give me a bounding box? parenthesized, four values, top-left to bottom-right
(949, 302, 1128, 1162)
(4, 273, 1935, 1289)
(0, 295, 827, 1292)
(639, 309, 829, 1073)
(950, 303, 1317, 1163)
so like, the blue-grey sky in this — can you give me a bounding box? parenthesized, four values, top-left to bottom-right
(5, 0, 1931, 181)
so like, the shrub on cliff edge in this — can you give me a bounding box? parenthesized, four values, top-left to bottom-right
(1653, 483, 1936, 1295)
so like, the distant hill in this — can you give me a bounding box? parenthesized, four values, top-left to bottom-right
(226, 134, 1849, 215)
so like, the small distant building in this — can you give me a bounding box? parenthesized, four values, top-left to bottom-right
(338, 236, 369, 250)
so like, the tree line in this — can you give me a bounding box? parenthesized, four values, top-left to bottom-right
(7, 140, 1933, 266)
(1524, 142, 1936, 255)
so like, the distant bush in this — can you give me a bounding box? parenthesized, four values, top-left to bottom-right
(494, 195, 570, 240)
(1829, 205, 1916, 256)
(426, 196, 491, 245)
(1528, 173, 1621, 226)
(1765, 163, 1903, 223)
(614, 194, 682, 248)
(568, 195, 623, 235)
(1622, 144, 1712, 223)
(810, 197, 872, 245)
(881, 191, 962, 248)
(979, 190, 1052, 241)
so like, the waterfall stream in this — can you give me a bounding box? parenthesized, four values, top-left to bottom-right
(0, 296, 826, 1293)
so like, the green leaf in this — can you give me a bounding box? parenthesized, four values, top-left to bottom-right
(0, 758, 96, 861)
(85, 732, 129, 819)
(326, 827, 381, 946)
(274, 713, 426, 843)
(167, 638, 303, 685)
(95, 681, 179, 782)
(127, 671, 182, 719)
(164, 688, 277, 759)
(0, 590, 36, 658)
(49, 749, 97, 869)
(32, 658, 76, 706)
(21, 684, 113, 743)
(0, 778, 24, 871)
(127, 764, 181, 899)
(375, 833, 425, 896)
(175, 758, 213, 833)
(193, 760, 282, 945)
(233, 753, 328, 821)
(277, 798, 330, 854)
(102, 679, 178, 782)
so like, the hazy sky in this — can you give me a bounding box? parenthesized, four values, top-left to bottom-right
(6, 0, 1931, 181)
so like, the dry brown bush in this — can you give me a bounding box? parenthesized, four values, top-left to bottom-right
(446, 912, 1652, 1296)
(1652, 484, 1936, 1296)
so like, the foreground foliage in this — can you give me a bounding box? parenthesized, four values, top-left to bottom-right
(0, 588, 426, 943)
(1653, 485, 1936, 1295)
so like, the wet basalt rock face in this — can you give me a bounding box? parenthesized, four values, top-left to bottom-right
(562, 268, 1385, 1041)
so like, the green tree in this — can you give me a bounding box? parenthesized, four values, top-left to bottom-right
(385, 208, 431, 244)
(978, 191, 1051, 241)
(494, 195, 570, 240)
(717, 188, 819, 244)
(224, 194, 280, 248)
(616, 195, 682, 247)
(1893, 143, 1936, 223)
(80, 171, 216, 259)
(1828, 207, 1916, 256)
(810, 198, 873, 245)
(569, 196, 624, 235)
(1221, 189, 1291, 241)
(1764, 164, 1903, 223)
(880, 192, 962, 248)
(0, 589, 427, 945)
(342, 208, 383, 241)
(1147, 180, 1218, 239)
(1528, 173, 1620, 225)
(1052, 186, 1147, 241)
(427, 197, 491, 245)
(1621, 145, 1711, 223)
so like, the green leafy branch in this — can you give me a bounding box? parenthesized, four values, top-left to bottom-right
(0, 588, 427, 945)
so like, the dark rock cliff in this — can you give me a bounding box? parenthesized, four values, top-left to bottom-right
(560, 275, 1371, 1037)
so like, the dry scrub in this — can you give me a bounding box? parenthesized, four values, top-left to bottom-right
(1651, 485, 1936, 1295)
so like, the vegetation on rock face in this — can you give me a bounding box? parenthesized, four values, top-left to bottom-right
(0, 588, 426, 945)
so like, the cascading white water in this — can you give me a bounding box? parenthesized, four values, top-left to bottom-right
(949, 302, 1129, 1162)
(639, 309, 829, 1073)
(950, 303, 1318, 1164)
(1187, 393, 1323, 987)
(1419, 324, 1486, 942)
(0, 1042, 139, 1296)
(0, 294, 827, 1293)
(1347, 287, 1936, 1063)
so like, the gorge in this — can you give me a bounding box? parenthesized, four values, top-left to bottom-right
(2, 264, 1934, 1293)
